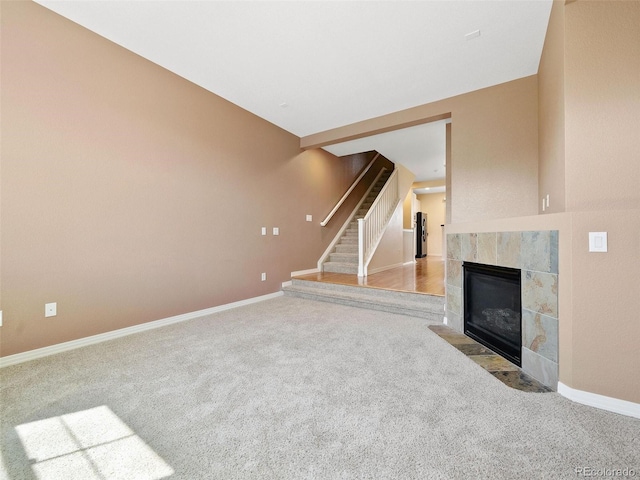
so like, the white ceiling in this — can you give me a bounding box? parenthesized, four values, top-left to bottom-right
(323, 119, 450, 183)
(35, 0, 552, 182)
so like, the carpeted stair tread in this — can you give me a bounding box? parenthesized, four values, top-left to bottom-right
(328, 252, 358, 263)
(283, 279, 444, 321)
(338, 236, 358, 244)
(335, 244, 358, 253)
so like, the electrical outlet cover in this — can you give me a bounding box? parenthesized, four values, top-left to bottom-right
(45, 302, 57, 317)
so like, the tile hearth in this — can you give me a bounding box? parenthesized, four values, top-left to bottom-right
(428, 324, 553, 393)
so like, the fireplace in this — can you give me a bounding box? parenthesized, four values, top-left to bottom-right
(463, 262, 522, 366)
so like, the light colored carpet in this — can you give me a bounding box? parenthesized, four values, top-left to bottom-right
(1, 296, 639, 479)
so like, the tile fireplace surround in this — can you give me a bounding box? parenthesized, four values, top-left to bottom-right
(446, 231, 559, 390)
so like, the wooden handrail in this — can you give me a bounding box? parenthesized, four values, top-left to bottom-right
(320, 153, 380, 227)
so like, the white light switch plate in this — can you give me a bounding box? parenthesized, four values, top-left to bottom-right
(261, 227, 267, 236)
(589, 232, 607, 252)
(273, 227, 279, 235)
(306, 215, 312, 222)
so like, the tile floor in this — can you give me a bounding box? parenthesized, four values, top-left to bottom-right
(428, 324, 553, 393)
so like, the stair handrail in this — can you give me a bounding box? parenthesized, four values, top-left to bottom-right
(358, 167, 399, 277)
(320, 153, 380, 227)
(316, 167, 388, 271)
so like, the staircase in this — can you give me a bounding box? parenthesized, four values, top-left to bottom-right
(283, 278, 445, 323)
(322, 170, 392, 274)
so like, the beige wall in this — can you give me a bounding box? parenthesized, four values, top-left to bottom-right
(569, 210, 640, 402)
(560, 1, 640, 402)
(538, 0, 566, 214)
(302, 77, 539, 224)
(564, 0, 640, 212)
(402, 191, 414, 230)
(514, 0, 640, 403)
(367, 207, 404, 275)
(0, 2, 369, 356)
(417, 193, 446, 257)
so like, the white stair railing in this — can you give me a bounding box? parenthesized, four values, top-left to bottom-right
(357, 168, 399, 277)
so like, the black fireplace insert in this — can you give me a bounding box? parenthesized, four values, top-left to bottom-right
(463, 262, 522, 366)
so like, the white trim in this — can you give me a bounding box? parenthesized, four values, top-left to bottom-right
(367, 262, 404, 276)
(291, 268, 319, 277)
(0, 291, 283, 369)
(284, 268, 320, 288)
(403, 260, 417, 266)
(558, 382, 640, 419)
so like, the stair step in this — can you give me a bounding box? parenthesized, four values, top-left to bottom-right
(283, 279, 445, 322)
(329, 252, 358, 263)
(322, 262, 359, 274)
(339, 236, 358, 244)
(335, 244, 358, 253)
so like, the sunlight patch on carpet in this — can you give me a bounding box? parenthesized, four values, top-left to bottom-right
(15, 405, 173, 480)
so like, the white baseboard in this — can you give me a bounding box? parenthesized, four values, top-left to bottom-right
(0, 291, 284, 369)
(284, 267, 320, 287)
(367, 262, 404, 276)
(558, 382, 640, 419)
(291, 267, 319, 277)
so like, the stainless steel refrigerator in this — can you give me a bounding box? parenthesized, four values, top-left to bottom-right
(416, 212, 427, 258)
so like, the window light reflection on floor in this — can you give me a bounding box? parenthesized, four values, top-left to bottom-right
(15, 405, 173, 480)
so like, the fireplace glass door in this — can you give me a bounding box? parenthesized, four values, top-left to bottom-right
(463, 262, 522, 366)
